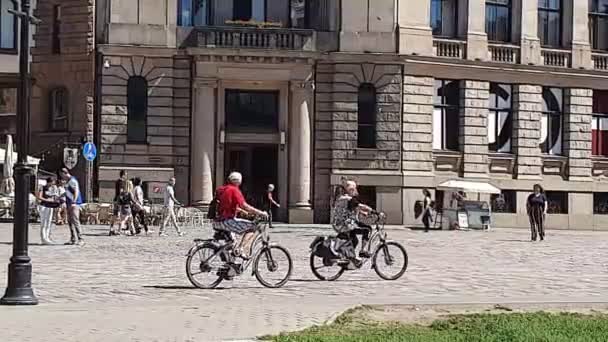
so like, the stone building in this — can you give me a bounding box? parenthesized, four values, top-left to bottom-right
(0, 0, 34, 142)
(29, 0, 95, 198)
(31, 0, 608, 229)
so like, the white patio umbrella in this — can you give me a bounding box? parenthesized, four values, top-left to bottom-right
(1, 135, 15, 195)
(436, 180, 501, 194)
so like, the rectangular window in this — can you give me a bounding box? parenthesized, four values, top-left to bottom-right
(590, 0, 608, 51)
(486, 0, 511, 42)
(52, 5, 61, 54)
(225, 90, 279, 133)
(357, 83, 377, 148)
(594, 192, 608, 214)
(0, 0, 16, 50)
(431, 0, 458, 37)
(491, 190, 517, 213)
(540, 87, 563, 155)
(592, 90, 608, 156)
(178, 0, 328, 29)
(538, 0, 562, 47)
(433, 79, 460, 151)
(0, 87, 16, 135)
(178, 0, 208, 26)
(488, 83, 512, 153)
(545, 191, 568, 214)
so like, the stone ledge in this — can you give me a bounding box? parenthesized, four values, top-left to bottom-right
(433, 150, 463, 173)
(542, 155, 568, 177)
(489, 153, 515, 174)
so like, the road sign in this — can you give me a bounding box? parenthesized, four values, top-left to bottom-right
(83, 142, 97, 161)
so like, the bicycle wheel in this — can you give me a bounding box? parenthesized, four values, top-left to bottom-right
(186, 244, 224, 289)
(372, 241, 408, 281)
(254, 245, 293, 288)
(309, 251, 345, 281)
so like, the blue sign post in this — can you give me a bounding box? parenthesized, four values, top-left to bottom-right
(83, 142, 97, 161)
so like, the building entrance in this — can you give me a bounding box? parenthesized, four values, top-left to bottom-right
(224, 144, 279, 216)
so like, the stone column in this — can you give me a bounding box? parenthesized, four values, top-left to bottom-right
(288, 80, 313, 223)
(513, 85, 542, 179)
(459, 81, 490, 178)
(191, 79, 217, 206)
(466, 0, 488, 61)
(520, 0, 541, 65)
(397, 0, 433, 56)
(571, 0, 592, 69)
(564, 89, 593, 181)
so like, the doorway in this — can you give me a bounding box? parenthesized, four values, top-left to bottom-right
(225, 144, 279, 218)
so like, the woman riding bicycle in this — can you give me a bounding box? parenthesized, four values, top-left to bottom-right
(331, 180, 375, 260)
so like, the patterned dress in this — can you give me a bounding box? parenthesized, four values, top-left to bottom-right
(331, 195, 358, 234)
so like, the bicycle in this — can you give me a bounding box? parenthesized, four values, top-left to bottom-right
(309, 212, 408, 281)
(185, 216, 293, 289)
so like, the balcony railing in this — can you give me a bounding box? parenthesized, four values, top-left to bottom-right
(592, 52, 608, 71)
(433, 38, 466, 59)
(189, 26, 316, 51)
(488, 43, 520, 64)
(541, 48, 571, 68)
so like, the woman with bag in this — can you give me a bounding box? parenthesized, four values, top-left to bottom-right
(37, 177, 60, 244)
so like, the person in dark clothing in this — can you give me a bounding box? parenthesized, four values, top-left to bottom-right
(109, 170, 127, 234)
(264, 184, 280, 228)
(421, 189, 433, 232)
(527, 184, 548, 241)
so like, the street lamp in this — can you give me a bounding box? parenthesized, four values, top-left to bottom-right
(1, 0, 40, 305)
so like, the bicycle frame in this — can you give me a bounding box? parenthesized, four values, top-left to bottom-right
(187, 219, 272, 276)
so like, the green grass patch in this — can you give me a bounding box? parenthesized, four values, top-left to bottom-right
(264, 310, 608, 342)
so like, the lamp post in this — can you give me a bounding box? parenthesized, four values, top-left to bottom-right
(1, 0, 39, 306)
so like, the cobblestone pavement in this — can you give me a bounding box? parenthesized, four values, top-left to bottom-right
(0, 222, 607, 341)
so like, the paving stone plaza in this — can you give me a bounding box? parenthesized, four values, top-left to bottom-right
(0, 222, 607, 341)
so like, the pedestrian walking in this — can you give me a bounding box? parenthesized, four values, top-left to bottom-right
(527, 184, 548, 241)
(36, 177, 60, 244)
(117, 180, 136, 236)
(265, 184, 280, 228)
(132, 177, 152, 234)
(60, 168, 84, 245)
(421, 189, 433, 232)
(159, 177, 183, 237)
(109, 170, 127, 235)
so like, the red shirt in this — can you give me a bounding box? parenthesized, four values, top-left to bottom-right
(216, 184, 246, 220)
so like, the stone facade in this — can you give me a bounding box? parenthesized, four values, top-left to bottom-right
(30, 0, 95, 199)
(28, 0, 608, 229)
(512, 85, 543, 180)
(460, 81, 490, 178)
(564, 88, 593, 181)
(98, 54, 192, 202)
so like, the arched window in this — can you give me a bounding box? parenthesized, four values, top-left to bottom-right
(49, 87, 68, 131)
(357, 83, 377, 148)
(127, 76, 148, 144)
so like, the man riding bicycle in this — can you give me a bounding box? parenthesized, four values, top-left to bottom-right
(214, 172, 269, 259)
(332, 180, 376, 261)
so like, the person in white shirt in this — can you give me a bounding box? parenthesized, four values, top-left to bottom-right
(160, 177, 182, 237)
(132, 177, 152, 234)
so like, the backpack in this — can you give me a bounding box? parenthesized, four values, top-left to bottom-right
(207, 196, 219, 220)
